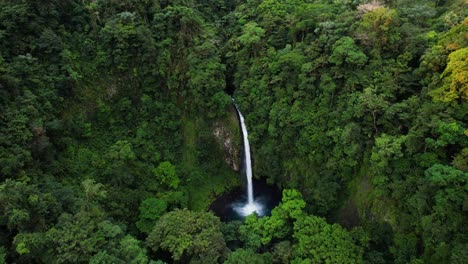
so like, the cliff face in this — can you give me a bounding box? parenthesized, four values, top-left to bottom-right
(213, 124, 240, 171)
(213, 106, 241, 172)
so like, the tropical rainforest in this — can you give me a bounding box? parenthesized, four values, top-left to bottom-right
(0, 0, 467, 263)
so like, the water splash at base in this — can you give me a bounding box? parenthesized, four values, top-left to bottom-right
(234, 201, 264, 217)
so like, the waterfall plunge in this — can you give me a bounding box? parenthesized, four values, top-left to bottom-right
(232, 100, 263, 217)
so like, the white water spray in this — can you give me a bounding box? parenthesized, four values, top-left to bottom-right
(232, 99, 262, 216)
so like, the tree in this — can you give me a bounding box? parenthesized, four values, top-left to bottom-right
(237, 22, 265, 57)
(370, 134, 407, 196)
(371, 134, 406, 170)
(99, 11, 156, 74)
(272, 241, 293, 264)
(90, 235, 149, 264)
(152, 161, 180, 190)
(136, 198, 167, 234)
(237, 189, 363, 263)
(225, 249, 272, 264)
(147, 209, 228, 263)
(356, 7, 400, 52)
(13, 211, 148, 264)
(425, 120, 465, 149)
(358, 86, 391, 133)
(0, 180, 59, 232)
(47, 213, 122, 263)
(105, 140, 137, 187)
(82, 179, 106, 212)
(329, 37, 368, 67)
(408, 164, 468, 262)
(0, 247, 5, 264)
(292, 215, 363, 263)
(108, 140, 136, 161)
(390, 233, 418, 264)
(429, 47, 468, 102)
(239, 189, 305, 249)
(452, 148, 468, 172)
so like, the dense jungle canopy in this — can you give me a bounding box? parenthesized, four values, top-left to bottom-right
(0, 0, 467, 263)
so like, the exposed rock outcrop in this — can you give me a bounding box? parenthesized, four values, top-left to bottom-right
(213, 122, 240, 171)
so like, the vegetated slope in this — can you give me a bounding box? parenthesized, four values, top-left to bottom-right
(226, 0, 467, 262)
(0, 1, 239, 262)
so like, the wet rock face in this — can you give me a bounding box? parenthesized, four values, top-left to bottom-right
(213, 123, 240, 171)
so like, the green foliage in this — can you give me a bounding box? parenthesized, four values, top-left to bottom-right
(108, 140, 136, 161)
(0, 0, 466, 262)
(292, 215, 363, 263)
(147, 209, 228, 264)
(136, 198, 167, 234)
(152, 161, 179, 190)
(12, 210, 149, 263)
(238, 22, 265, 46)
(356, 7, 401, 52)
(90, 235, 149, 264)
(329, 37, 368, 66)
(428, 19, 468, 102)
(221, 220, 242, 247)
(240, 189, 305, 249)
(370, 134, 406, 192)
(82, 179, 107, 212)
(100, 11, 156, 73)
(46, 214, 124, 263)
(390, 233, 418, 264)
(239, 189, 363, 262)
(272, 241, 293, 264)
(358, 86, 391, 134)
(226, 0, 467, 262)
(0, 247, 5, 264)
(425, 121, 465, 149)
(436, 47, 468, 102)
(0, 180, 59, 232)
(452, 147, 468, 172)
(406, 164, 468, 262)
(225, 249, 272, 264)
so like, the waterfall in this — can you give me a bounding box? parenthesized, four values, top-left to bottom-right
(235, 104, 254, 204)
(232, 99, 261, 216)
